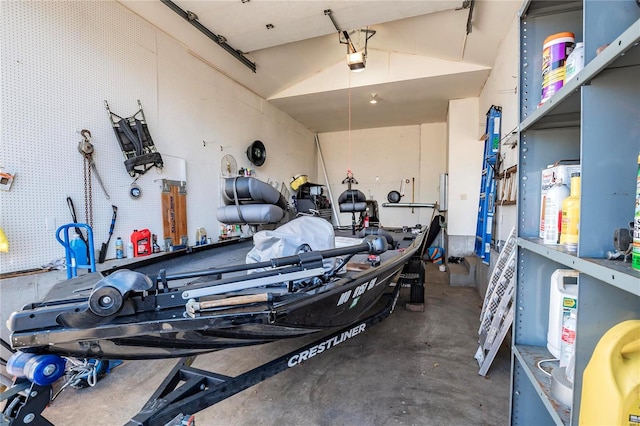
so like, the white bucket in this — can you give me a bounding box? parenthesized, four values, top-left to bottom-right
(547, 269, 579, 359)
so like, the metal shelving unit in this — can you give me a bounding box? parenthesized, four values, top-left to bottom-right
(511, 1, 640, 424)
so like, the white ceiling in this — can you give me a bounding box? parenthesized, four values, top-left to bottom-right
(119, 0, 521, 133)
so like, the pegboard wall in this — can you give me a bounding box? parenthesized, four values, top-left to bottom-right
(0, 1, 316, 274)
(0, 1, 158, 273)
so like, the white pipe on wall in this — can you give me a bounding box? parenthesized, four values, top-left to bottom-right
(439, 172, 448, 211)
(315, 133, 340, 226)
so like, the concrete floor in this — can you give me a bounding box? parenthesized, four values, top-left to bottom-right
(35, 262, 511, 425)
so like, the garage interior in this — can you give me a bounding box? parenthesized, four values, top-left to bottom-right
(1, 0, 639, 425)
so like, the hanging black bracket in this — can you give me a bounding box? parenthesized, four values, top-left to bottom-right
(324, 9, 376, 55)
(161, 0, 257, 73)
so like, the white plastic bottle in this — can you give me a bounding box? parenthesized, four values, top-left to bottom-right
(560, 307, 577, 368)
(126, 241, 134, 259)
(547, 269, 579, 359)
(565, 42, 584, 82)
(543, 179, 570, 245)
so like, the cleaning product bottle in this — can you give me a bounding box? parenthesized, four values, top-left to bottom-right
(547, 269, 579, 359)
(126, 240, 134, 259)
(559, 296, 578, 368)
(560, 172, 581, 252)
(633, 153, 640, 271)
(543, 179, 570, 245)
(579, 320, 640, 425)
(151, 234, 159, 253)
(196, 228, 207, 245)
(565, 42, 584, 82)
(70, 234, 88, 267)
(540, 32, 575, 104)
(0, 227, 8, 252)
(115, 237, 124, 259)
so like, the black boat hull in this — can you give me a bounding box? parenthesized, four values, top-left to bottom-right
(8, 228, 425, 359)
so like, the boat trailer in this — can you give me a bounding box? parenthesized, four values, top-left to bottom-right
(127, 284, 402, 426)
(2, 259, 425, 426)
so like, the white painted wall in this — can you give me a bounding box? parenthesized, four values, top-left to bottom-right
(0, 1, 314, 273)
(0, 1, 520, 274)
(155, 34, 315, 240)
(419, 123, 448, 217)
(317, 123, 446, 229)
(446, 98, 483, 237)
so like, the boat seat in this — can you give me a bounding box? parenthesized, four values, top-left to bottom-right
(295, 198, 317, 215)
(216, 177, 287, 225)
(339, 189, 366, 235)
(338, 189, 366, 213)
(358, 227, 395, 249)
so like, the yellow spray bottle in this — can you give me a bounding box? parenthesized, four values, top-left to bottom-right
(560, 172, 581, 252)
(0, 227, 8, 252)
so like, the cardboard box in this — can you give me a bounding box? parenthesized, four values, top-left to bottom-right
(540, 163, 581, 238)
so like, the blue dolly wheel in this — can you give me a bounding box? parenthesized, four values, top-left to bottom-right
(6, 351, 36, 378)
(7, 352, 66, 386)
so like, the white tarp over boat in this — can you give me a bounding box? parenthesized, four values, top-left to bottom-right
(246, 216, 337, 271)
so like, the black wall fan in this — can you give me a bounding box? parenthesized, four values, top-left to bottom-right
(247, 140, 266, 166)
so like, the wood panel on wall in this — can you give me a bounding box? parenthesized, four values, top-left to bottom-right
(161, 179, 188, 247)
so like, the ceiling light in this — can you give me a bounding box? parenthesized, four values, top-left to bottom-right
(347, 51, 366, 72)
(369, 94, 378, 104)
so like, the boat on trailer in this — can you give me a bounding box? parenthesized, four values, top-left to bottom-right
(3, 212, 430, 425)
(7, 218, 426, 359)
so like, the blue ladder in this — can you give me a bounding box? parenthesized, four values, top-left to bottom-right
(56, 223, 96, 279)
(474, 105, 502, 265)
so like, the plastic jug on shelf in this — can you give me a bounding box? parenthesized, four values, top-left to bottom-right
(580, 320, 640, 425)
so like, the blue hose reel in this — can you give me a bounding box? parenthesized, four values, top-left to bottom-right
(6, 351, 66, 386)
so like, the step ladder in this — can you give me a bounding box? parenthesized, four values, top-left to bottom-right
(474, 105, 502, 265)
(475, 226, 516, 376)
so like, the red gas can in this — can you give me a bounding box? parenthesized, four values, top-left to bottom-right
(131, 229, 151, 257)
